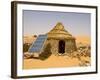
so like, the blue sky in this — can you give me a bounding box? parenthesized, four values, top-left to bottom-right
(23, 10, 91, 36)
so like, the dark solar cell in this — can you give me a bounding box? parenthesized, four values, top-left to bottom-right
(28, 35, 47, 53)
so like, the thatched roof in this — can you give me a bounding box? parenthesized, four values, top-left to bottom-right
(47, 22, 75, 39)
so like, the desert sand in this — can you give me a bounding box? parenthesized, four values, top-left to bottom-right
(23, 35, 91, 69)
(23, 54, 90, 69)
(24, 35, 37, 44)
(75, 36, 91, 45)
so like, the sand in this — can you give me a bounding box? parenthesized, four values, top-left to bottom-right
(75, 36, 91, 44)
(24, 35, 37, 44)
(23, 35, 91, 69)
(23, 54, 90, 69)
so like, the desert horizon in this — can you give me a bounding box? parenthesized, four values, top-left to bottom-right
(23, 34, 91, 44)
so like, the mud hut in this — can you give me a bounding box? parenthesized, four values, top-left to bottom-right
(44, 22, 77, 55)
(28, 22, 77, 57)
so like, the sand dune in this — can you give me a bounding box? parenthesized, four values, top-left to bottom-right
(75, 35, 90, 45)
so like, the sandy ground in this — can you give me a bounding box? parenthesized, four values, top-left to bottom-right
(24, 35, 37, 44)
(75, 36, 90, 44)
(23, 35, 91, 69)
(23, 54, 90, 69)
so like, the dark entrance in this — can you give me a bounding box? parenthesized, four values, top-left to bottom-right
(58, 40, 65, 54)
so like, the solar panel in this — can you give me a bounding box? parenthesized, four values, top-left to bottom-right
(28, 35, 47, 53)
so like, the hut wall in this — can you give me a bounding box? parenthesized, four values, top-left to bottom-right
(44, 38, 77, 55)
(65, 39, 77, 53)
(44, 39, 58, 55)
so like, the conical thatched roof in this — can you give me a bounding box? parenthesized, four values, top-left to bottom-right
(47, 22, 75, 39)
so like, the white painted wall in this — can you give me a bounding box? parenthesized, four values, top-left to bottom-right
(0, 0, 100, 80)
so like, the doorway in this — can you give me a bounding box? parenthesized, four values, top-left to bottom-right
(58, 40, 65, 54)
